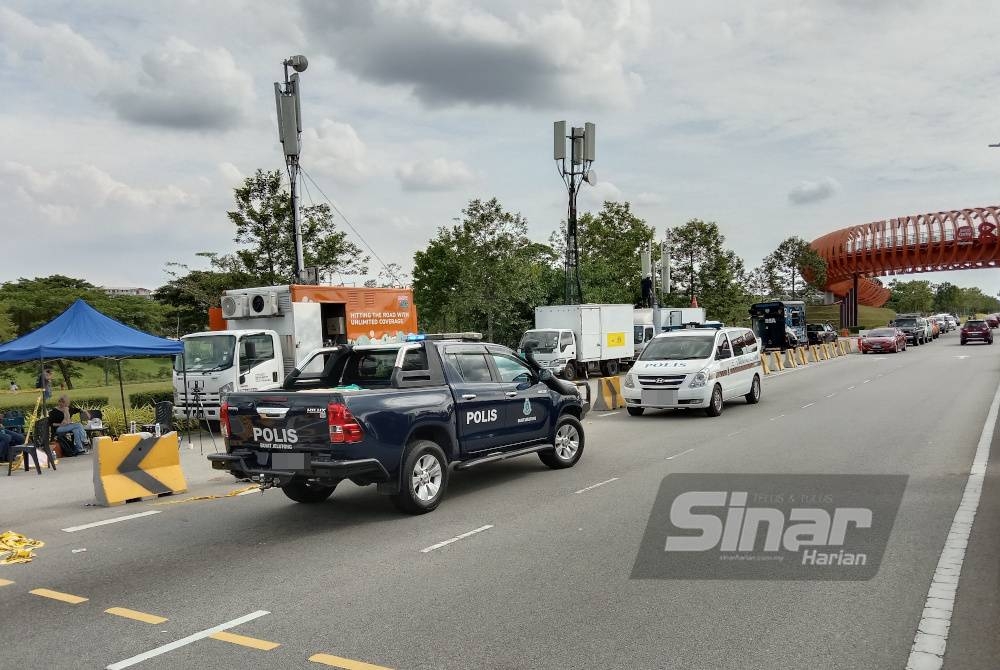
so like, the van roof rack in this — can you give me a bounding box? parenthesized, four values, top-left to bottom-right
(406, 332, 483, 342)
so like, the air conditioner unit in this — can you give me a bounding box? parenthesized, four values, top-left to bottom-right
(220, 294, 248, 319)
(248, 291, 279, 317)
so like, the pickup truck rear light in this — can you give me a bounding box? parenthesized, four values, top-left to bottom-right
(328, 402, 363, 443)
(220, 401, 230, 438)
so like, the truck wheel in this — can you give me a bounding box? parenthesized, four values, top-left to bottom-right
(627, 406, 644, 417)
(562, 362, 577, 382)
(745, 375, 761, 404)
(600, 360, 619, 377)
(704, 384, 724, 417)
(539, 415, 585, 469)
(281, 478, 337, 504)
(391, 440, 448, 514)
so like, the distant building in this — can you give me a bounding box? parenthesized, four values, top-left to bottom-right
(102, 286, 154, 299)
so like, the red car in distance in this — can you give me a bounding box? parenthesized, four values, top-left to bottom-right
(860, 327, 907, 354)
(987, 315, 1000, 329)
(961, 319, 994, 345)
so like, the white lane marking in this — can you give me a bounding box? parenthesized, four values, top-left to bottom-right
(863, 379, 872, 384)
(768, 414, 785, 421)
(801, 403, 815, 409)
(954, 355, 970, 360)
(62, 511, 161, 533)
(826, 393, 837, 398)
(665, 448, 695, 460)
(106, 610, 269, 670)
(420, 525, 493, 553)
(726, 430, 743, 438)
(595, 411, 621, 417)
(904, 372, 1000, 670)
(574, 477, 619, 494)
(847, 386, 856, 390)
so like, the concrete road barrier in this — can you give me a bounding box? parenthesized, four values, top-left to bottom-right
(760, 353, 772, 375)
(592, 376, 625, 411)
(93, 431, 187, 507)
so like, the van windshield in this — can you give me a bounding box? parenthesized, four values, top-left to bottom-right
(640, 336, 716, 361)
(519, 330, 559, 353)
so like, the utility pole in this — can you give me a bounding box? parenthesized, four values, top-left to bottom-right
(275, 54, 317, 284)
(554, 121, 596, 304)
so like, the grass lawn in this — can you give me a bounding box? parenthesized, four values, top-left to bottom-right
(805, 304, 896, 331)
(0, 380, 172, 412)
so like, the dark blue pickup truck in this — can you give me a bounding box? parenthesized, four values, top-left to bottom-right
(209, 335, 589, 514)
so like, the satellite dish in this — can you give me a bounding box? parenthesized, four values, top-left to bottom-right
(585, 170, 597, 186)
(286, 55, 308, 72)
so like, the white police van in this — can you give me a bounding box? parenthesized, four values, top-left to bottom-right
(622, 326, 762, 417)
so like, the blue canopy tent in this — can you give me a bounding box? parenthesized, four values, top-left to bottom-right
(0, 299, 183, 426)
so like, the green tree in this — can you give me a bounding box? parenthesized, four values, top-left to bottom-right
(154, 258, 260, 334)
(932, 281, 961, 314)
(550, 201, 655, 304)
(413, 198, 556, 345)
(664, 219, 750, 324)
(225, 169, 369, 284)
(886, 280, 935, 314)
(763, 236, 827, 300)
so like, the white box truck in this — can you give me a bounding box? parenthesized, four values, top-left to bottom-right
(173, 284, 418, 422)
(518, 304, 635, 380)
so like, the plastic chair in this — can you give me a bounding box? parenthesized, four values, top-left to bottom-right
(8, 418, 56, 475)
(141, 401, 174, 435)
(2, 411, 25, 434)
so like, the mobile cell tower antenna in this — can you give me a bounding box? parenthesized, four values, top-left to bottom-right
(553, 121, 596, 304)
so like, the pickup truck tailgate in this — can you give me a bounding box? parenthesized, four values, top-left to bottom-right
(226, 394, 334, 451)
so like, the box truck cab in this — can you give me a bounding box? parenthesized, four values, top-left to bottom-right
(622, 326, 762, 417)
(519, 304, 635, 381)
(174, 284, 418, 421)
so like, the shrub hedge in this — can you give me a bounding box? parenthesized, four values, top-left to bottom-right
(128, 390, 174, 408)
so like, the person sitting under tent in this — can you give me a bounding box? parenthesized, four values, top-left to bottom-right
(49, 395, 90, 456)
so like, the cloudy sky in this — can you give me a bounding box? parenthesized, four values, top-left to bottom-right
(3, 0, 999, 297)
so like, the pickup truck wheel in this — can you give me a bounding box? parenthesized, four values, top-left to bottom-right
(281, 478, 337, 504)
(391, 440, 448, 514)
(627, 406, 644, 417)
(704, 384, 724, 417)
(539, 415, 584, 469)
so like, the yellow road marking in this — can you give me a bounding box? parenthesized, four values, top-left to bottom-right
(209, 631, 280, 650)
(0, 578, 13, 587)
(309, 653, 394, 670)
(30, 588, 88, 604)
(105, 607, 168, 625)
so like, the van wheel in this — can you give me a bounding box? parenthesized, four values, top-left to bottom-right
(705, 384, 724, 417)
(539, 415, 584, 469)
(391, 440, 448, 514)
(281, 478, 338, 504)
(562, 362, 577, 382)
(627, 406, 644, 417)
(745, 375, 761, 404)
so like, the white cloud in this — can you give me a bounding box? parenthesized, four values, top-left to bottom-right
(635, 191, 666, 206)
(0, 7, 111, 85)
(1, 161, 196, 225)
(105, 38, 254, 130)
(579, 180, 624, 210)
(303, 118, 370, 182)
(217, 162, 244, 185)
(788, 177, 840, 205)
(396, 158, 476, 192)
(300, 0, 651, 109)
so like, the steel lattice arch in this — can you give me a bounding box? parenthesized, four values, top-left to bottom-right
(809, 207, 1000, 307)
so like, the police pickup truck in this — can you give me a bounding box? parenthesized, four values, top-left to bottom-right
(209, 334, 589, 514)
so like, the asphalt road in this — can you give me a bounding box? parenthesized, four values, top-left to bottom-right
(2, 330, 999, 670)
